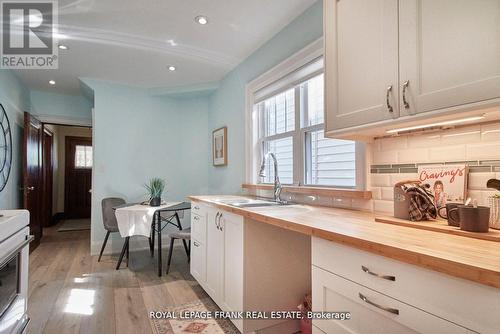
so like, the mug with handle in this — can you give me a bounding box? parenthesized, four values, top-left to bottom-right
(447, 205, 490, 233)
(438, 202, 461, 227)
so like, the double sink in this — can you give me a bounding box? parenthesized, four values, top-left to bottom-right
(217, 198, 294, 208)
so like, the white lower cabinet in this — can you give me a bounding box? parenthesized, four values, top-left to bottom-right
(191, 204, 244, 332)
(312, 237, 497, 334)
(205, 208, 225, 301)
(312, 266, 469, 334)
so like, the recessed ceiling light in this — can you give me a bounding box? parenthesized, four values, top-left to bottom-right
(48, 80, 56, 85)
(58, 44, 69, 50)
(195, 15, 208, 25)
(168, 66, 176, 71)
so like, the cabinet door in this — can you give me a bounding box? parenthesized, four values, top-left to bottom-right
(220, 212, 244, 332)
(205, 209, 224, 303)
(220, 212, 243, 312)
(399, 0, 500, 116)
(312, 266, 469, 334)
(190, 239, 206, 285)
(324, 0, 399, 134)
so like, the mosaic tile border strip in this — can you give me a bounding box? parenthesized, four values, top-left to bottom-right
(370, 160, 500, 174)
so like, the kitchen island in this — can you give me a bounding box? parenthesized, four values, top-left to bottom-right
(188, 195, 500, 334)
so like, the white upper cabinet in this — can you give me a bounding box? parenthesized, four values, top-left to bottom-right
(325, 0, 500, 139)
(399, 0, 500, 116)
(324, 0, 399, 131)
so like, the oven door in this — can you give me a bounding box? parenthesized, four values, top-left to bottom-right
(0, 227, 32, 334)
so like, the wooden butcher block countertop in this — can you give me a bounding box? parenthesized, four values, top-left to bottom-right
(188, 195, 500, 289)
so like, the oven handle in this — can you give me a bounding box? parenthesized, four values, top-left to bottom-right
(0, 235, 34, 268)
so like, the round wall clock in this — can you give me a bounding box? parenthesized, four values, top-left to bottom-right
(0, 104, 12, 192)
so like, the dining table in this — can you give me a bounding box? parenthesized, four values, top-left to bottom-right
(113, 201, 191, 276)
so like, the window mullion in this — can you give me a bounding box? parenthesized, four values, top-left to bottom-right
(293, 86, 302, 186)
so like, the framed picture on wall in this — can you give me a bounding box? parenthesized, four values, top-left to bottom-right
(212, 126, 227, 166)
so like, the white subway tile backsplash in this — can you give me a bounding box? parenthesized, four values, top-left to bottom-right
(378, 136, 407, 151)
(481, 123, 500, 142)
(370, 187, 382, 200)
(373, 150, 398, 164)
(468, 172, 495, 190)
(390, 173, 419, 185)
(440, 126, 481, 145)
(371, 174, 391, 187)
(429, 145, 466, 162)
(407, 134, 441, 148)
(466, 142, 500, 160)
(398, 148, 429, 163)
(381, 187, 394, 201)
(374, 200, 394, 214)
(369, 122, 500, 215)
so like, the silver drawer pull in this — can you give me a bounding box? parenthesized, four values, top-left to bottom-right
(193, 241, 200, 247)
(193, 216, 200, 220)
(194, 206, 200, 210)
(359, 293, 399, 315)
(362, 265, 395, 281)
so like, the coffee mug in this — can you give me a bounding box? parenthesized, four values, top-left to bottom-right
(447, 205, 490, 233)
(437, 202, 461, 226)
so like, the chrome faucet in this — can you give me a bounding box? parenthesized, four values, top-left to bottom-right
(258, 152, 283, 203)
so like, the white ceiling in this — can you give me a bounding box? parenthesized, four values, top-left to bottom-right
(14, 0, 317, 95)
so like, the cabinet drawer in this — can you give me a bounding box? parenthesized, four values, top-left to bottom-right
(312, 266, 469, 334)
(312, 237, 496, 333)
(191, 213, 206, 243)
(191, 202, 206, 216)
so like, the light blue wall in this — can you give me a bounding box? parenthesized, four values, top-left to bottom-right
(0, 70, 30, 209)
(30, 90, 92, 125)
(85, 79, 210, 253)
(207, 0, 323, 194)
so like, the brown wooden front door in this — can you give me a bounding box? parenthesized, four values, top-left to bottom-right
(65, 136, 92, 218)
(23, 112, 43, 247)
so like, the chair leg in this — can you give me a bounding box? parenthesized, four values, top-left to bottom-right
(182, 239, 190, 261)
(165, 238, 175, 274)
(126, 238, 130, 267)
(150, 226, 155, 257)
(98, 231, 111, 262)
(116, 237, 129, 270)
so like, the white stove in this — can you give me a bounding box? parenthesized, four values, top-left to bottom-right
(0, 210, 32, 334)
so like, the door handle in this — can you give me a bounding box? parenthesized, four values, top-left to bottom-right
(359, 293, 399, 315)
(215, 212, 220, 230)
(20, 186, 34, 192)
(361, 265, 396, 281)
(193, 241, 200, 247)
(402, 80, 410, 109)
(386, 85, 393, 112)
(219, 213, 224, 232)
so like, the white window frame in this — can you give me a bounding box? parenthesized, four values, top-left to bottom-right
(245, 38, 366, 190)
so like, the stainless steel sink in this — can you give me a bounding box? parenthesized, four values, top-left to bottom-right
(218, 198, 293, 208)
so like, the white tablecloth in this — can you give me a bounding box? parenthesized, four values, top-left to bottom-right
(115, 202, 182, 238)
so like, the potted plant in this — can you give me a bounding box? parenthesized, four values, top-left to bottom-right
(144, 178, 165, 207)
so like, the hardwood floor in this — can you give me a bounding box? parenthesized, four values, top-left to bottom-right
(27, 224, 237, 334)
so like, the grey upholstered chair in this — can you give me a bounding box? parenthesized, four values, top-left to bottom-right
(165, 228, 191, 274)
(98, 197, 126, 262)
